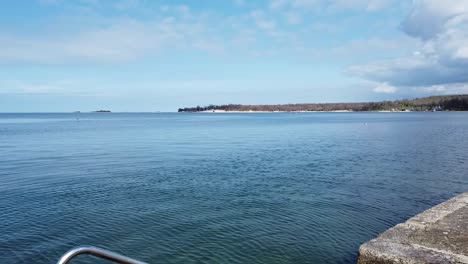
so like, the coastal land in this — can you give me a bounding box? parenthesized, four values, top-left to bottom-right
(178, 95, 468, 113)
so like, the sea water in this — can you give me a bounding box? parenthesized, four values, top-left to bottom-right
(0, 112, 467, 263)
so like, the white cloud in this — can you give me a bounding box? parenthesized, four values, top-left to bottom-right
(373, 83, 397, 93)
(291, 0, 320, 9)
(4, 2, 316, 64)
(0, 20, 180, 64)
(231, 29, 257, 47)
(284, 12, 302, 25)
(401, 0, 468, 39)
(232, 0, 245, 6)
(270, 0, 288, 10)
(415, 83, 468, 95)
(250, 10, 276, 31)
(3, 0, 423, 66)
(268, 0, 393, 12)
(114, 0, 140, 10)
(423, 85, 447, 92)
(0, 79, 93, 95)
(349, 0, 468, 91)
(365, 0, 392, 11)
(328, 0, 393, 12)
(330, 37, 418, 57)
(0, 6, 233, 64)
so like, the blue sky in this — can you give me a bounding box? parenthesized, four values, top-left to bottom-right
(1, 0, 467, 112)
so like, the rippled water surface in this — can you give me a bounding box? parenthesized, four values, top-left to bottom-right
(1, 112, 467, 264)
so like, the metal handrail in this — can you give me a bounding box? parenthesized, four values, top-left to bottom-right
(57, 246, 148, 264)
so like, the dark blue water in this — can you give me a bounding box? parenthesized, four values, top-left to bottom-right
(0, 113, 467, 264)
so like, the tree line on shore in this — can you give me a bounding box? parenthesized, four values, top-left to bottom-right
(178, 95, 468, 112)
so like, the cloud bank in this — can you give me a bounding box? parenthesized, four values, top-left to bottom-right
(349, 0, 468, 94)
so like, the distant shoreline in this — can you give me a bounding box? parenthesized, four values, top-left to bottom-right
(178, 95, 468, 113)
(191, 109, 414, 113)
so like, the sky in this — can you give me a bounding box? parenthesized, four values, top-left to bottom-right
(0, 0, 467, 112)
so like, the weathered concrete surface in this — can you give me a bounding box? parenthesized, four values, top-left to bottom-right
(358, 192, 468, 264)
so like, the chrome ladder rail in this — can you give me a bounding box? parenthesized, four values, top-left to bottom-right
(57, 246, 148, 264)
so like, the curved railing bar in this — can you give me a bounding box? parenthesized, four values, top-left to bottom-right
(57, 245, 148, 264)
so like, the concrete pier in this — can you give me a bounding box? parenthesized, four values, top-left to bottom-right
(358, 192, 468, 264)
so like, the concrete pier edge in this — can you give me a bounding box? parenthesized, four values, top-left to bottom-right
(358, 192, 468, 264)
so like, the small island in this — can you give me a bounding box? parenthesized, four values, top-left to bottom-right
(178, 95, 468, 113)
(94, 110, 111, 113)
